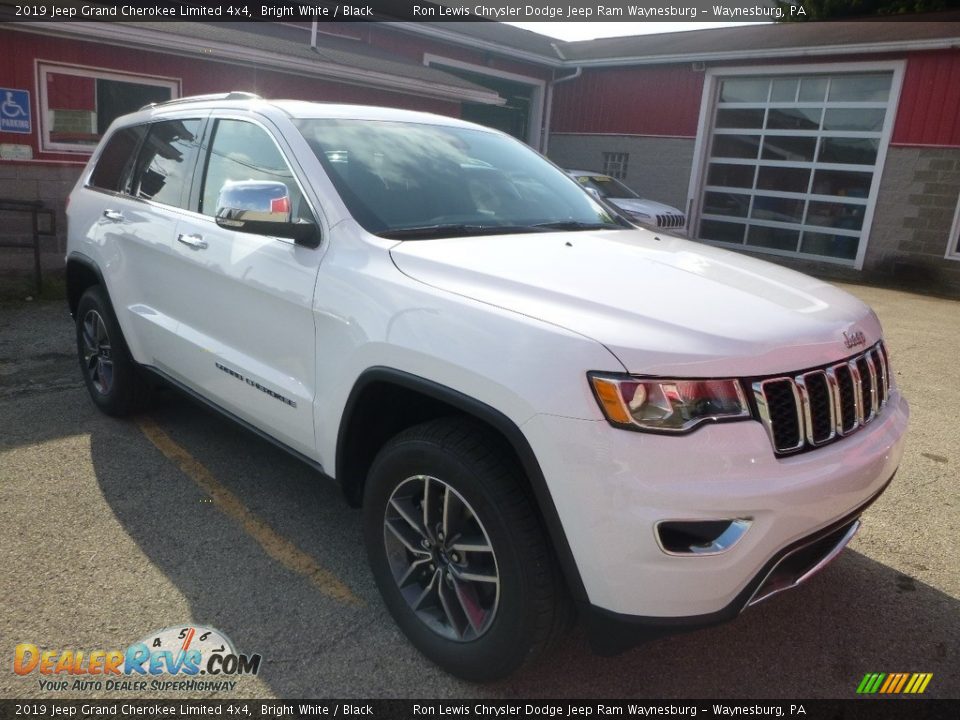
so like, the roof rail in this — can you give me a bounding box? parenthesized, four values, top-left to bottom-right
(139, 91, 262, 111)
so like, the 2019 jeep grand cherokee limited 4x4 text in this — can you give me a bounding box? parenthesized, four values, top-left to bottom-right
(66, 93, 909, 681)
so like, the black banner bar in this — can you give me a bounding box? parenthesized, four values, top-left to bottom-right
(0, 700, 958, 720)
(0, 0, 884, 24)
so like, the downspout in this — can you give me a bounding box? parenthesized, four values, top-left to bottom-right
(542, 65, 581, 156)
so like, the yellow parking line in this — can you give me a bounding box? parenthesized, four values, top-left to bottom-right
(137, 417, 363, 607)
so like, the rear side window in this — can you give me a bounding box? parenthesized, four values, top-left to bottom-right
(89, 125, 146, 192)
(199, 119, 307, 220)
(130, 118, 202, 209)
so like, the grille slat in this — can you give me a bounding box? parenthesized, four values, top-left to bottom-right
(753, 341, 889, 455)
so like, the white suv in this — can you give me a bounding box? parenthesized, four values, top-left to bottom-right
(66, 93, 909, 681)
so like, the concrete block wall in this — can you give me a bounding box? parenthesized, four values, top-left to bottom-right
(863, 147, 960, 295)
(546, 134, 695, 211)
(0, 162, 82, 279)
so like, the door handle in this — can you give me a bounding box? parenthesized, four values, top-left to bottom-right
(177, 233, 208, 250)
(102, 209, 124, 222)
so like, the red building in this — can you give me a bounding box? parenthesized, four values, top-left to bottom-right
(2, 17, 960, 294)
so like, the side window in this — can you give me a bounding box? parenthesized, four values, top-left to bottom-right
(89, 125, 146, 192)
(200, 119, 307, 220)
(130, 119, 202, 208)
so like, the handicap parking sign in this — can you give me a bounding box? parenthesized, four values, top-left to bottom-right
(1, 88, 31, 134)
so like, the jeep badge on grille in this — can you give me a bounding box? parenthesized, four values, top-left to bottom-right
(843, 330, 867, 349)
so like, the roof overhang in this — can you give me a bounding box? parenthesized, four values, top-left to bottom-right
(568, 37, 960, 68)
(8, 22, 505, 106)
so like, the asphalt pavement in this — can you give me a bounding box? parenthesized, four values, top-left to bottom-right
(0, 283, 957, 699)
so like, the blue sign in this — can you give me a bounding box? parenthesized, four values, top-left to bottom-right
(1, 88, 31, 135)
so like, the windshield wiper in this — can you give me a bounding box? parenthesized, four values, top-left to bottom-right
(378, 224, 550, 240)
(531, 221, 621, 231)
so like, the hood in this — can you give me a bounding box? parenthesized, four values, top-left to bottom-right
(389, 230, 882, 377)
(611, 197, 685, 219)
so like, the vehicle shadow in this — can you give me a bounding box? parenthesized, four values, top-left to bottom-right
(88, 394, 959, 699)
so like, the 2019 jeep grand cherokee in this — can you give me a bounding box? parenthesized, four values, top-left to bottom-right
(66, 93, 909, 681)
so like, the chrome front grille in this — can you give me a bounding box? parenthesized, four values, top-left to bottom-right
(752, 342, 890, 455)
(655, 213, 686, 229)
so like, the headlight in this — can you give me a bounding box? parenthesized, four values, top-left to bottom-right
(588, 373, 751, 433)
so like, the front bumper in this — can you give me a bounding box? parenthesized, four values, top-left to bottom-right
(579, 486, 880, 655)
(522, 391, 908, 636)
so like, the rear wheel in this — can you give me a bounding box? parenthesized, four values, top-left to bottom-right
(76, 285, 151, 416)
(363, 418, 568, 681)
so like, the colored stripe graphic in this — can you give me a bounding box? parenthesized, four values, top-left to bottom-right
(857, 672, 932, 694)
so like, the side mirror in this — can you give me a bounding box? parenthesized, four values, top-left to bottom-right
(215, 180, 320, 248)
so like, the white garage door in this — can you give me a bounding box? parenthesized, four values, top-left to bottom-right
(697, 71, 897, 266)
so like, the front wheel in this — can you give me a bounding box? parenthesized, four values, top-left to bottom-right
(363, 418, 569, 681)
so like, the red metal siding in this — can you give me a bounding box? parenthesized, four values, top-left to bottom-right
(0, 28, 460, 164)
(551, 66, 704, 137)
(893, 50, 960, 147)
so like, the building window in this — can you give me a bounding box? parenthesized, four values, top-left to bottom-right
(38, 63, 178, 153)
(697, 71, 897, 266)
(603, 152, 629, 179)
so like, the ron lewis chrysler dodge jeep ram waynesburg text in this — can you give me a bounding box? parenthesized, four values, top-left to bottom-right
(65, 93, 908, 681)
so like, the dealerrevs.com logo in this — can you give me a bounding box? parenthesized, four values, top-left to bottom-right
(13, 625, 262, 693)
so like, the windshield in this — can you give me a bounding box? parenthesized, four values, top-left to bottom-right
(294, 118, 621, 238)
(573, 175, 640, 200)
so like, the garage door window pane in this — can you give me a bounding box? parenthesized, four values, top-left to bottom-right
(766, 107, 821, 130)
(806, 201, 866, 231)
(798, 77, 828, 102)
(823, 108, 886, 132)
(720, 78, 768, 103)
(716, 108, 766, 129)
(707, 163, 755, 188)
(711, 135, 761, 159)
(757, 166, 810, 193)
(828, 74, 892, 102)
(747, 225, 799, 251)
(819, 137, 879, 165)
(704, 191, 750, 217)
(801, 232, 859, 260)
(761, 136, 817, 162)
(770, 78, 798, 102)
(752, 196, 805, 223)
(701, 219, 746, 244)
(812, 170, 872, 198)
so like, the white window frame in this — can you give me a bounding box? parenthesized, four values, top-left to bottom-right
(686, 60, 905, 270)
(36, 61, 180, 154)
(422, 54, 545, 150)
(946, 193, 960, 261)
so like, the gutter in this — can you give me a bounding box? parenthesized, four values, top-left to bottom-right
(542, 67, 582, 155)
(565, 37, 960, 68)
(10, 22, 504, 107)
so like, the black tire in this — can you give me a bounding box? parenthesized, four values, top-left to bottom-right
(75, 285, 151, 416)
(363, 417, 569, 681)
